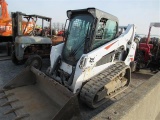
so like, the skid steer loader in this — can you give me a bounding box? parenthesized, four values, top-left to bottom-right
(0, 8, 137, 119)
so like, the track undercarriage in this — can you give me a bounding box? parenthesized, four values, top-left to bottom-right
(80, 62, 131, 108)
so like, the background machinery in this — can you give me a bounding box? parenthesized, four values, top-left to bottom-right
(136, 22, 160, 72)
(0, 0, 35, 58)
(0, 0, 13, 59)
(0, 0, 12, 42)
(0, 8, 137, 119)
(11, 12, 52, 69)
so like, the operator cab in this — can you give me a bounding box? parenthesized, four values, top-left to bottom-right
(62, 8, 118, 66)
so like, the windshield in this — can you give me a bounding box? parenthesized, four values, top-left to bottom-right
(62, 14, 93, 65)
(92, 19, 117, 50)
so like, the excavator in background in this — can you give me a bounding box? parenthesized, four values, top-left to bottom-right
(0, 8, 137, 120)
(0, 0, 12, 41)
(0, 0, 12, 58)
(136, 22, 160, 72)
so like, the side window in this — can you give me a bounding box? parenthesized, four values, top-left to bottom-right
(103, 20, 117, 40)
(92, 18, 117, 50)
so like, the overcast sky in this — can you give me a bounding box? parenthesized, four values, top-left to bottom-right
(7, 0, 160, 35)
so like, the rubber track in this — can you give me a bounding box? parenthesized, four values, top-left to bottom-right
(80, 62, 130, 108)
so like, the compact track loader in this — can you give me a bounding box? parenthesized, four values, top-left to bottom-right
(0, 8, 137, 119)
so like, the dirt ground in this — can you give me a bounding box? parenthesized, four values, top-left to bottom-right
(0, 43, 154, 120)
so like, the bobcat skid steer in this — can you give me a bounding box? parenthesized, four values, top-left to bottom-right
(0, 8, 137, 120)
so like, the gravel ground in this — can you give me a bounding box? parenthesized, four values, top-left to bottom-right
(0, 58, 154, 120)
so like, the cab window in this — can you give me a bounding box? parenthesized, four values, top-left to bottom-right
(92, 18, 117, 50)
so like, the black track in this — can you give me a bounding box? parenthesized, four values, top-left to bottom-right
(80, 62, 130, 108)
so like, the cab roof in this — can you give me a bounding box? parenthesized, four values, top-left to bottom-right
(67, 7, 118, 23)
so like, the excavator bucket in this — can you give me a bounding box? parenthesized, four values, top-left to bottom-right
(0, 67, 81, 120)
